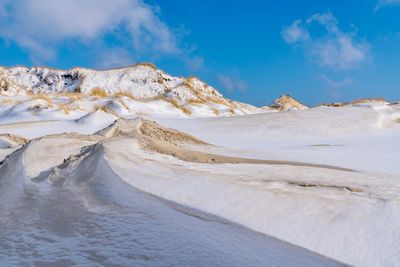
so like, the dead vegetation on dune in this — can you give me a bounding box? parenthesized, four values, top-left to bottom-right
(322, 97, 388, 107)
(57, 104, 73, 115)
(0, 77, 9, 92)
(0, 133, 29, 147)
(114, 91, 137, 100)
(160, 97, 192, 115)
(32, 94, 54, 107)
(210, 107, 220, 115)
(94, 104, 108, 113)
(59, 92, 82, 101)
(135, 62, 157, 70)
(350, 97, 388, 104)
(89, 87, 108, 98)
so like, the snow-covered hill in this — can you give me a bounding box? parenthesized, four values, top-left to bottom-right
(0, 64, 258, 118)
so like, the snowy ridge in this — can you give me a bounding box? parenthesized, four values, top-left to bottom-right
(0, 122, 342, 266)
(0, 64, 259, 118)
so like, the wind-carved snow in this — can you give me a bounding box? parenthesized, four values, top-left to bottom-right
(1, 64, 400, 266)
(0, 118, 343, 266)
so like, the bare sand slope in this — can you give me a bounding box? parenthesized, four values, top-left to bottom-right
(95, 118, 355, 172)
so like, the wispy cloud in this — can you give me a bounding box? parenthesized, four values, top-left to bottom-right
(93, 48, 136, 70)
(321, 74, 352, 89)
(282, 12, 370, 70)
(375, 0, 400, 10)
(217, 75, 248, 92)
(320, 74, 353, 98)
(0, 0, 182, 64)
(281, 20, 310, 44)
(185, 56, 204, 71)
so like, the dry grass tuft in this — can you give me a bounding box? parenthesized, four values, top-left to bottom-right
(167, 98, 180, 109)
(135, 62, 157, 70)
(210, 107, 220, 115)
(157, 74, 164, 84)
(114, 91, 137, 100)
(186, 76, 200, 83)
(59, 92, 82, 101)
(0, 78, 9, 92)
(182, 80, 196, 92)
(161, 97, 192, 115)
(180, 106, 192, 115)
(94, 104, 108, 113)
(140, 96, 160, 102)
(57, 104, 73, 115)
(350, 97, 387, 104)
(116, 98, 130, 111)
(32, 94, 53, 107)
(212, 99, 229, 105)
(90, 87, 107, 98)
(187, 99, 206, 105)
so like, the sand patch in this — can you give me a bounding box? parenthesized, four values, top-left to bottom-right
(138, 119, 209, 146)
(0, 133, 29, 148)
(95, 118, 357, 172)
(139, 136, 355, 172)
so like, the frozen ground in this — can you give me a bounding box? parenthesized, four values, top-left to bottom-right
(0, 148, 338, 266)
(0, 119, 343, 267)
(1, 68, 400, 266)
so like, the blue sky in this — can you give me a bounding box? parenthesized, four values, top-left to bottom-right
(0, 0, 399, 106)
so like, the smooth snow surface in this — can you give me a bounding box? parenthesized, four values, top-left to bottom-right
(1, 73, 400, 266)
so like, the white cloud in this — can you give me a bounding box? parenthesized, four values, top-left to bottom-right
(282, 12, 370, 70)
(0, 0, 179, 63)
(217, 75, 248, 92)
(281, 20, 310, 44)
(375, 0, 400, 10)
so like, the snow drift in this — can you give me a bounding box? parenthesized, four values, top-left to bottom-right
(0, 119, 342, 266)
(1, 63, 400, 266)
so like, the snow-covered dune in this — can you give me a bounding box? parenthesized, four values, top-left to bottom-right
(1, 64, 400, 266)
(0, 119, 342, 266)
(0, 64, 258, 119)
